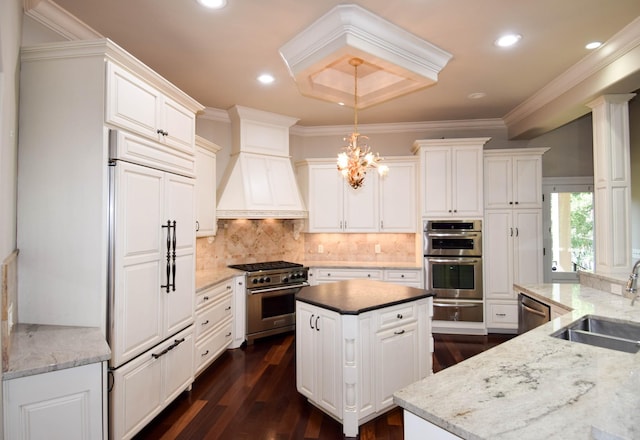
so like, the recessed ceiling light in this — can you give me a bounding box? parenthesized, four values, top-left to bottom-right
(585, 41, 602, 50)
(257, 74, 275, 85)
(468, 92, 486, 100)
(196, 0, 227, 9)
(495, 34, 522, 48)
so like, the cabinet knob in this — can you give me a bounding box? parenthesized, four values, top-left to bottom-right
(203, 296, 209, 301)
(367, 274, 371, 278)
(397, 313, 403, 319)
(509, 201, 513, 205)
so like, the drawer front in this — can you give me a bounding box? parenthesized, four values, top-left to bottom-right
(377, 302, 417, 331)
(487, 302, 518, 327)
(384, 269, 421, 282)
(316, 268, 383, 280)
(195, 295, 233, 339)
(195, 320, 233, 375)
(433, 301, 484, 322)
(196, 281, 233, 309)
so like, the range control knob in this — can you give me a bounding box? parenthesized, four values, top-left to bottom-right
(265, 277, 271, 283)
(252, 278, 258, 284)
(283, 277, 289, 283)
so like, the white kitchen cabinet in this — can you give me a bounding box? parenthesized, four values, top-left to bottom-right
(379, 158, 418, 232)
(194, 280, 234, 376)
(110, 326, 194, 440)
(17, 39, 203, 440)
(110, 160, 195, 367)
(413, 138, 490, 218)
(297, 157, 417, 232)
(383, 268, 423, 288)
(484, 148, 548, 210)
(484, 209, 543, 332)
(4, 362, 106, 440)
(107, 62, 196, 154)
(485, 300, 519, 330)
(313, 268, 383, 284)
(296, 293, 432, 437)
(404, 410, 462, 439)
(297, 161, 378, 232)
(296, 301, 343, 418)
(195, 136, 222, 237)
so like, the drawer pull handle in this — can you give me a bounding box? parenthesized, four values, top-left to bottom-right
(394, 330, 405, 335)
(203, 296, 209, 301)
(201, 350, 209, 357)
(496, 313, 506, 317)
(202, 320, 209, 326)
(397, 313, 403, 319)
(225, 306, 231, 311)
(225, 332, 232, 337)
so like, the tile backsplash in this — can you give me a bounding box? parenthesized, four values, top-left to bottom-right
(196, 219, 419, 271)
(2, 250, 18, 370)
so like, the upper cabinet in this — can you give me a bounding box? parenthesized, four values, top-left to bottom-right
(106, 62, 197, 155)
(195, 135, 222, 237)
(413, 138, 490, 219)
(297, 157, 417, 233)
(484, 148, 549, 210)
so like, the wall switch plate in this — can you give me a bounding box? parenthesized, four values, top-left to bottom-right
(318, 244, 324, 254)
(7, 303, 13, 335)
(610, 284, 622, 295)
(375, 244, 381, 253)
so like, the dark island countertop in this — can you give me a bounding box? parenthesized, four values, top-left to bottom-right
(296, 279, 434, 315)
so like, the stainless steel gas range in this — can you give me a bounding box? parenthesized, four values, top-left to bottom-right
(228, 261, 309, 344)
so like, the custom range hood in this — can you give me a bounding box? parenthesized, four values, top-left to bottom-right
(216, 105, 307, 219)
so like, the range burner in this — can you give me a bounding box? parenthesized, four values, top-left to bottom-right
(228, 260, 303, 272)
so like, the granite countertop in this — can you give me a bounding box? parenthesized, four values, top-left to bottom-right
(296, 279, 434, 315)
(393, 283, 640, 440)
(4, 324, 111, 380)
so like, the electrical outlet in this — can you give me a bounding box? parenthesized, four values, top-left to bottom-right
(610, 283, 622, 295)
(375, 244, 381, 254)
(318, 244, 324, 254)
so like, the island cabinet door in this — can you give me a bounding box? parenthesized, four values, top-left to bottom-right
(374, 321, 420, 410)
(295, 301, 342, 419)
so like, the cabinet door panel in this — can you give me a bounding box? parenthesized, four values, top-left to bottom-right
(295, 304, 316, 398)
(307, 166, 343, 231)
(380, 161, 416, 232)
(317, 309, 342, 416)
(107, 63, 161, 140)
(452, 147, 483, 216)
(421, 148, 451, 217)
(484, 210, 514, 300)
(344, 174, 378, 232)
(161, 96, 195, 154)
(484, 156, 513, 209)
(163, 331, 194, 405)
(195, 146, 217, 237)
(513, 210, 543, 284)
(512, 156, 542, 208)
(113, 162, 164, 366)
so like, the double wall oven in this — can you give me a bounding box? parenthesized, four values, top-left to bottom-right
(424, 220, 483, 323)
(229, 261, 309, 344)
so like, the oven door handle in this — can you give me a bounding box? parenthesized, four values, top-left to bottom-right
(433, 302, 480, 308)
(248, 282, 309, 295)
(426, 258, 481, 264)
(427, 232, 480, 238)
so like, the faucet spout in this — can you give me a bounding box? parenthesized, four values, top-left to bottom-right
(627, 260, 640, 305)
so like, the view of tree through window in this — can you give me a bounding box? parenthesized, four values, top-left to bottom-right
(550, 191, 594, 273)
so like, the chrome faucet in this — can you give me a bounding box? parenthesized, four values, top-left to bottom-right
(626, 260, 640, 305)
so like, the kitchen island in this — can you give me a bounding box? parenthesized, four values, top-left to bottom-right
(394, 282, 640, 439)
(296, 279, 434, 438)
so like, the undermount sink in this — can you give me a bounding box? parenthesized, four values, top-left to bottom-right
(551, 315, 640, 353)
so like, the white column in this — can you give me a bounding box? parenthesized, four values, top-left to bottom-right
(586, 94, 636, 276)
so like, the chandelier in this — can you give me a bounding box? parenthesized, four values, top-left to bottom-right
(337, 58, 387, 189)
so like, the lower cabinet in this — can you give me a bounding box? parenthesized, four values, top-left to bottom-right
(109, 326, 194, 440)
(485, 300, 519, 332)
(404, 410, 462, 439)
(4, 362, 106, 440)
(194, 280, 234, 376)
(296, 297, 432, 437)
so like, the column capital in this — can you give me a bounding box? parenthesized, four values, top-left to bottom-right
(586, 93, 636, 109)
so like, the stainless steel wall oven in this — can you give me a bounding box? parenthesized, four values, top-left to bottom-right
(229, 261, 309, 344)
(424, 220, 484, 323)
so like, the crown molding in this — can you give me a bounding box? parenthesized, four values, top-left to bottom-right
(504, 16, 640, 128)
(198, 107, 231, 123)
(23, 0, 103, 40)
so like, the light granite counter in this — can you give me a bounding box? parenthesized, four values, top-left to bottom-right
(3, 324, 111, 380)
(196, 267, 243, 292)
(394, 282, 640, 440)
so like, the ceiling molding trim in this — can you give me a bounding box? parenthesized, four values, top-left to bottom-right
(198, 107, 231, 123)
(23, 0, 103, 41)
(504, 16, 640, 128)
(290, 118, 506, 137)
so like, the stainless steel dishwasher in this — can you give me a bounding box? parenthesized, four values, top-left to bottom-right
(518, 293, 550, 333)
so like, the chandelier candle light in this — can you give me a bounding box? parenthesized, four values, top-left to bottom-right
(337, 58, 388, 189)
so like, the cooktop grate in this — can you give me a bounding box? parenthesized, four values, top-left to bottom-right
(228, 260, 303, 272)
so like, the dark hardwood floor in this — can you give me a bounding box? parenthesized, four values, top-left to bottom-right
(133, 332, 515, 440)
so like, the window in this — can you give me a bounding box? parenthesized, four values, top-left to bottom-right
(542, 179, 594, 283)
